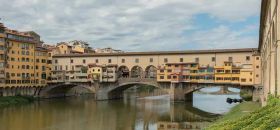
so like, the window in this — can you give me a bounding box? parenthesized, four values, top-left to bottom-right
(164, 58, 168, 63)
(41, 73, 47, 79)
(256, 57, 259, 60)
(150, 58, 153, 63)
(42, 66, 46, 71)
(160, 76, 164, 79)
(256, 74, 259, 78)
(122, 59, 125, 63)
(212, 57, 216, 62)
(135, 58, 139, 63)
(41, 59, 46, 63)
(180, 58, 183, 62)
(195, 58, 199, 63)
(71, 59, 73, 63)
(256, 65, 259, 69)
(36, 66, 38, 69)
(83, 59, 86, 64)
(160, 70, 164, 73)
(167, 76, 171, 79)
(228, 57, 233, 62)
(95, 59, 99, 63)
(55, 59, 58, 63)
(246, 56, 250, 61)
(241, 79, 246, 82)
(22, 65, 25, 69)
(167, 69, 172, 72)
(108, 59, 112, 63)
(65, 65, 68, 70)
(36, 59, 40, 63)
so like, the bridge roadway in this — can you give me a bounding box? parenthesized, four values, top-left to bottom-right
(39, 77, 246, 102)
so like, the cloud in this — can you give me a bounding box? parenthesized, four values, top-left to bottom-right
(0, 0, 261, 51)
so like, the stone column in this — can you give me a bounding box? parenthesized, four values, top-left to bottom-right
(270, 51, 276, 95)
(277, 43, 280, 96)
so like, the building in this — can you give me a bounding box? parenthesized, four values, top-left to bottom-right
(0, 23, 6, 86)
(101, 64, 118, 82)
(259, 0, 280, 97)
(52, 48, 261, 86)
(35, 47, 51, 85)
(95, 47, 124, 53)
(69, 40, 93, 53)
(0, 23, 50, 96)
(88, 64, 103, 82)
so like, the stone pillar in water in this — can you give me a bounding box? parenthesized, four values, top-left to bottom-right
(169, 83, 193, 102)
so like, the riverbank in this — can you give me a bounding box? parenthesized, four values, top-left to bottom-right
(0, 96, 35, 107)
(206, 96, 280, 130)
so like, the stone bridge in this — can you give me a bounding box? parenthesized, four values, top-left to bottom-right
(39, 77, 243, 102)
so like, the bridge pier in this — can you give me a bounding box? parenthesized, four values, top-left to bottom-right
(169, 83, 194, 102)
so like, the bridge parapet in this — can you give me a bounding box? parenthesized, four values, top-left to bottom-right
(118, 78, 157, 84)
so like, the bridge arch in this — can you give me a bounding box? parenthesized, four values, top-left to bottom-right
(108, 82, 159, 99)
(131, 66, 144, 78)
(145, 65, 157, 78)
(118, 65, 130, 78)
(39, 84, 95, 98)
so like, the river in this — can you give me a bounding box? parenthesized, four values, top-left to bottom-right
(0, 87, 241, 130)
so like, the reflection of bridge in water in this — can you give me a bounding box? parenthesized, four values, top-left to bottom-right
(195, 86, 240, 95)
(156, 103, 219, 130)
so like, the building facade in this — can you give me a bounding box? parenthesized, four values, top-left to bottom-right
(52, 48, 261, 86)
(259, 0, 280, 97)
(0, 23, 49, 96)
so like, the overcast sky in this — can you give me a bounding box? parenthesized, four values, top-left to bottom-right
(0, 0, 261, 51)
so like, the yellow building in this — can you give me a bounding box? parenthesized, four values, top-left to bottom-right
(157, 63, 214, 83)
(0, 23, 49, 96)
(5, 29, 37, 88)
(56, 43, 72, 54)
(0, 23, 5, 86)
(239, 64, 254, 86)
(214, 62, 241, 84)
(88, 64, 103, 82)
(35, 47, 50, 86)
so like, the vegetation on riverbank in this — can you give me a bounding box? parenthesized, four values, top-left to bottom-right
(0, 96, 35, 107)
(206, 96, 280, 130)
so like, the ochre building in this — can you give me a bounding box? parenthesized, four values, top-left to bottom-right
(0, 23, 50, 96)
